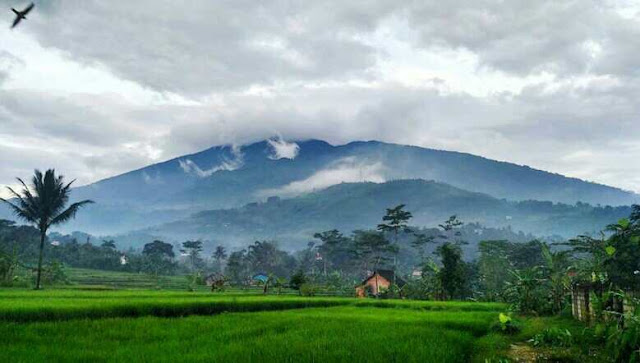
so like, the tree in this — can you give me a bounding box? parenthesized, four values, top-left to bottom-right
(180, 240, 203, 271)
(142, 240, 175, 276)
(212, 245, 227, 273)
(313, 230, 352, 276)
(437, 215, 465, 245)
(477, 240, 512, 301)
(352, 230, 396, 296)
(225, 250, 248, 285)
(411, 233, 435, 263)
(289, 269, 307, 290)
(540, 243, 571, 314)
(245, 241, 296, 278)
(562, 205, 640, 291)
(436, 242, 467, 300)
(377, 204, 412, 283)
(0, 169, 93, 289)
(101, 240, 116, 249)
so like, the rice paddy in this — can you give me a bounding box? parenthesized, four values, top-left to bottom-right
(0, 288, 585, 362)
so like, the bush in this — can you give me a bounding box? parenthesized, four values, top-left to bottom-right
(41, 261, 69, 285)
(490, 313, 521, 335)
(299, 283, 319, 297)
(529, 327, 573, 348)
(289, 270, 306, 290)
(379, 284, 402, 299)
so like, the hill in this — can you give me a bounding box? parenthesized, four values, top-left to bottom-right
(133, 179, 631, 250)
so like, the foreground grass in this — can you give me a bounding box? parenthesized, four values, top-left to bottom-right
(0, 306, 496, 362)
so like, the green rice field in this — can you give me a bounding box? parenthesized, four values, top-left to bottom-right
(0, 287, 593, 362)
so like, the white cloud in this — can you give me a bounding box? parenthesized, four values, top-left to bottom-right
(267, 137, 300, 160)
(259, 157, 386, 197)
(178, 145, 244, 177)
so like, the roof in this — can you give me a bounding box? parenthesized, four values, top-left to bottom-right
(362, 269, 406, 287)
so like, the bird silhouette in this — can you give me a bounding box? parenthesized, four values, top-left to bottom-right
(11, 2, 34, 29)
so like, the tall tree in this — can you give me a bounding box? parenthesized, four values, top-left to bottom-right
(180, 240, 204, 271)
(0, 169, 93, 289)
(377, 204, 412, 282)
(213, 245, 227, 273)
(352, 230, 396, 295)
(411, 232, 435, 263)
(437, 215, 465, 245)
(436, 242, 467, 300)
(313, 230, 352, 276)
(142, 240, 175, 276)
(225, 249, 248, 285)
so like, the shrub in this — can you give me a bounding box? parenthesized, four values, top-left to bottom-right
(289, 270, 306, 290)
(490, 313, 521, 335)
(41, 261, 69, 285)
(379, 284, 402, 299)
(529, 328, 573, 348)
(299, 283, 318, 297)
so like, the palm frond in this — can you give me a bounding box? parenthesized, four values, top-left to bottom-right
(51, 179, 75, 216)
(4, 183, 39, 223)
(49, 200, 94, 227)
(0, 197, 37, 224)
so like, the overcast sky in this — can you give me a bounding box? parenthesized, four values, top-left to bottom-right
(1, 0, 640, 196)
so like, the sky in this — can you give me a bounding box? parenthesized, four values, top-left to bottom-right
(1, 0, 640, 196)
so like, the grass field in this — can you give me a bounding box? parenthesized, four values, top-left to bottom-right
(0, 287, 594, 362)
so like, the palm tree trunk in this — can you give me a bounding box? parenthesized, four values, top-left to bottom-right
(35, 229, 45, 290)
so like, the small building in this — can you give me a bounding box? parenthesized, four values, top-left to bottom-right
(355, 270, 406, 298)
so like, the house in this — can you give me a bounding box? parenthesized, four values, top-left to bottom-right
(355, 270, 406, 298)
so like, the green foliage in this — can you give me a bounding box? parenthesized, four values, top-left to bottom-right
(379, 284, 402, 299)
(41, 261, 69, 286)
(185, 271, 204, 292)
(352, 230, 395, 274)
(142, 240, 176, 277)
(529, 327, 573, 347)
(603, 292, 640, 362)
(313, 230, 354, 275)
(180, 240, 204, 271)
(289, 269, 306, 290)
(436, 242, 468, 300)
(299, 283, 319, 297)
(504, 267, 550, 315)
(489, 313, 520, 335)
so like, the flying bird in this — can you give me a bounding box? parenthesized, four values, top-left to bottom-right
(11, 2, 34, 29)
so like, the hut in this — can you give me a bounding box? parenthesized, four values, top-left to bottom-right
(355, 270, 406, 298)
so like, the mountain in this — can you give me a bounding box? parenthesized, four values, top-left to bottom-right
(129, 179, 631, 251)
(2, 139, 637, 236)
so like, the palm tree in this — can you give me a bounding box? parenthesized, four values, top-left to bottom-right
(213, 245, 227, 273)
(0, 169, 93, 289)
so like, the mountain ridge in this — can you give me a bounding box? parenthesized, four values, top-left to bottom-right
(129, 179, 632, 251)
(1, 138, 637, 236)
